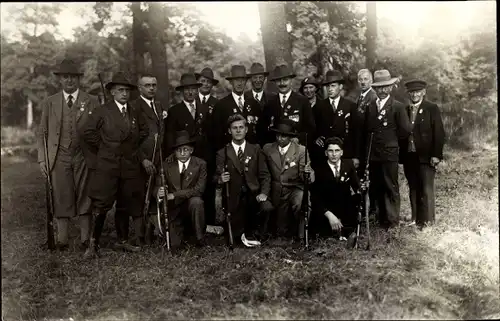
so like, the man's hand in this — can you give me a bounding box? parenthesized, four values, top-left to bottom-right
(219, 171, 230, 184)
(325, 211, 343, 231)
(430, 157, 440, 168)
(157, 186, 165, 199)
(167, 193, 175, 201)
(305, 163, 315, 183)
(39, 162, 48, 178)
(256, 194, 268, 202)
(315, 136, 325, 148)
(142, 159, 156, 176)
(352, 158, 360, 168)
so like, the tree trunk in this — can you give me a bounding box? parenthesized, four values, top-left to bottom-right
(131, 2, 145, 80)
(258, 2, 294, 93)
(148, 2, 170, 108)
(365, 2, 377, 70)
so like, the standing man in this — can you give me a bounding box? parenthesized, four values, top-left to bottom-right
(259, 64, 315, 148)
(196, 67, 219, 113)
(244, 62, 276, 112)
(262, 119, 315, 243)
(313, 70, 358, 167)
(131, 73, 167, 246)
(37, 58, 100, 251)
(299, 76, 321, 108)
(153, 131, 207, 250)
(83, 72, 150, 257)
(363, 69, 411, 231)
(215, 114, 273, 247)
(212, 65, 261, 151)
(399, 79, 445, 228)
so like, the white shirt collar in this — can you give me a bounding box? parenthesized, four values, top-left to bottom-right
(252, 90, 263, 101)
(183, 100, 196, 109)
(327, 159, 341, 174)
(377, 95, 390, 110)
(232, 91, 244, 106)
(115, 100, 127, 111)
(279, 91, 291, 105)
(279, 142, 291, 155)
(178, 158, 191, 173)
(232, 140, 246, 155)
(63, 89, 79, 102)
(140, 95, 154, 106)
(199, 93, 211, 103)
(329, 95, 341, 108)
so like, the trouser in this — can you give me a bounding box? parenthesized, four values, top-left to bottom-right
(51, 146, 92, 244)
(274, 187, 304, 239)
(203, 158, 217, 226)
(369, 161, 400, 228)
(403, 153, 436, 226)
(359, 160, 378, 217)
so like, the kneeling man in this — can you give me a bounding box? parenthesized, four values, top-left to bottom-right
(154, 130, 207, 249)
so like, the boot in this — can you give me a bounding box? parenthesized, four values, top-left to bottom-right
(84, 208, 106, 259)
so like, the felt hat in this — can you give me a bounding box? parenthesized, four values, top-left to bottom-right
(247, 62, 269, 76)
(270, 119, 299, 137)
(299, 76, 320, 94)
(171, 130, 196, 150)
(53, 59, 83, 76)
(269, 64, 296, 81)
(225, 65, 251, 80)
(371, 69, 399, 87)
(322, 70, 345, 86)
(404, 79, 428, 91)
(175, 73, 202, 91)
(105, 72, 137, 90)
(195, 67, 219, 85)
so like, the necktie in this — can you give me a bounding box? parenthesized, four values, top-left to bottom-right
(121, 106, 127, 118)
(377, 99, 382, 112)
(238, 97, 243, 111)
(331, 99, 336, 112)
(279, 148, 286, 164)
(181, 163, 186, 174)
(189, 103, 195, 119)
(281, 95, 286, 108)
(357, 94, 363, 107)
(255, 93, 259, 102)
(336, 165, 340, 178)
(202, 96, 207, 105)
(237, 146, 244, 162)
(151, 100, 158, 118)
(67, 95, 73, 108)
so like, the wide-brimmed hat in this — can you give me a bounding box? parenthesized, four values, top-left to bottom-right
(299, 76, 320, 94)
(195, 67, 219, 85)
(269, 64, 297, 82)
(171, 130, 196, 150)
(105, 72, 137, 90)
(247, 62, 269, 76)
(322, 70, 345, 86)
(270, 119, 298, 137)
(371, 69, 399, 87)
(404, 79, 427, 91)
(53, 59, 83, 76)
(176, 73, 202, 91)
(225, 65, 250, 80)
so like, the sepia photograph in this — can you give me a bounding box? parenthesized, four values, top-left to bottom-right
(1, 1, 498, 320)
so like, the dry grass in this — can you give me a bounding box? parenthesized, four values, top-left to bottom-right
(1, 145, 499, 320)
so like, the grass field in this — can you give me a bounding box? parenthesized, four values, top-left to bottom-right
(1, 146, 499, 320)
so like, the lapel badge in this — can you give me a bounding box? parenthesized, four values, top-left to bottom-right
(345, 112, 350, 118)
(208, 106, 214, 114)
(419, 109, 423, 114)
(244, 156, 251, 165)
(383, 121, 387, 127)
(340, 176, 345, 182)
(79, 101, 86, 112)
(380, 110, 386, 116)
(338, 109, 344, 117)
(88, 111, 92, 115)
(270, 116, 274, 127)
(377, 115, 383, 120)
(233, 108, 237, 113)
(162, 110, 168, 119)
(286, 105, 291, 110)
(284, 112, 288, 116)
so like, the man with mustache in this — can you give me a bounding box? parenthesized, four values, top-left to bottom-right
(212, 65, 262, 152)
(258, 64, 316, 148)
(361, 69, 411, 235)
(244, 62, 276, 113)
(37, 59, 100, 252)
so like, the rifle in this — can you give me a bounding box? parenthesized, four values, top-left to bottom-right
(43, 133, 56, 250)
(143, 133, 159, 221)
(350, 132, 374, 250)
(97, 73, 108, 104)
(223, 145, 234, 250)
(303, 133, 311, 249)
(156, 145, 171, 251)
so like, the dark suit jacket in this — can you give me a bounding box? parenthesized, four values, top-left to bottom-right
(215, 142, 271, 213)
(311, 159, 361, 221)
(362, 96, 411, 162)
(83, 100, 149, 177)
(399, 100, 445, 164)
(353, 88, 378, 160)
(313, 97, 358, 158)
(164, 100, 212, 161)
(37, 90, 100, 169)
(244, 90, 277, 112)
(134, 96, 165, 166)
(259, 91, 316, 147)
(212, 93, 262, 152)
(153, 156, 207, 209)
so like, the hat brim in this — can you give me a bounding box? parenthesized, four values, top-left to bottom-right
(225, 75, 251, 80)
(300, 83, 320, 93)
(371, 78, 398, 87)
(270, 128, 298, 136)
(247, 71, 270, 76)
(322, 78, 345, 86)
(195, 73, 220, 85)
(175, 83, 203, 91)
(269, 74, 297, 82)
(171, 139, 197, 150)
(105, 82, 137, 90)
(53, 71, 84, 76)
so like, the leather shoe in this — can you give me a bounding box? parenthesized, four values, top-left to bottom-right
(114, 240, 141, 252)
(79, 240, 90, 252)
(83, 240, 99, 259)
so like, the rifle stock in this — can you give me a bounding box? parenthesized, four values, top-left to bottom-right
(157, 146, 171, 251)
(303, 133, 311, 249)
(43, 134, 56, 250)
(223, 145, 234, 250)
(143, 134, 159, 220)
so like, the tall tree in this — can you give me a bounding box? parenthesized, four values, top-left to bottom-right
(365, 2, 377, 70)
(131, 2, 146, 81)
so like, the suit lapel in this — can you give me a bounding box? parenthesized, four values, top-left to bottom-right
(141, 98, 159, 122)
(110, 101, 128, 135)
(74, 91, 84, 122)
(378, 96, 393, 115)
(270, 143, 282, 169)
(282, 142, 297, 172)
(55, 92, 64, 126)
(168, 161, 181, 190)
(182, 158, 197, 187)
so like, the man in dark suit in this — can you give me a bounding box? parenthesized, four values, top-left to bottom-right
(258, 64, 316, 148)
(215, 114, 273, 247)
(153, 131, 207, 250)
(399, 79, 445, 228)
(196, 67, 219, 110)
(313, 70, 359, 168)
(311, 137, 363, 240)
(83, 72, 150, 258)
(362, 69, 411, 231)
(212, 65, 262, 152)
(244, 62, 276, 112)
(262, 120, 315, 242)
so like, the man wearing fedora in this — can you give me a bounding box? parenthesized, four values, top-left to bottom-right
(37, 58, 100, 251)
(399, 79, 445, 228)
(262, 119, 315, 242)
(196, 67, 219, 109)
(215, 114, 273, 247)
(259, 64, 315, 148)
(313, 70, 359, 167)
(212, 65, 262, 152)
(299, 76, 321, 108)
(244, 62, 276, 112)
(361, 69, 411, 232)
(83, 72, 150, 257)
(153, 130, 207, 250)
